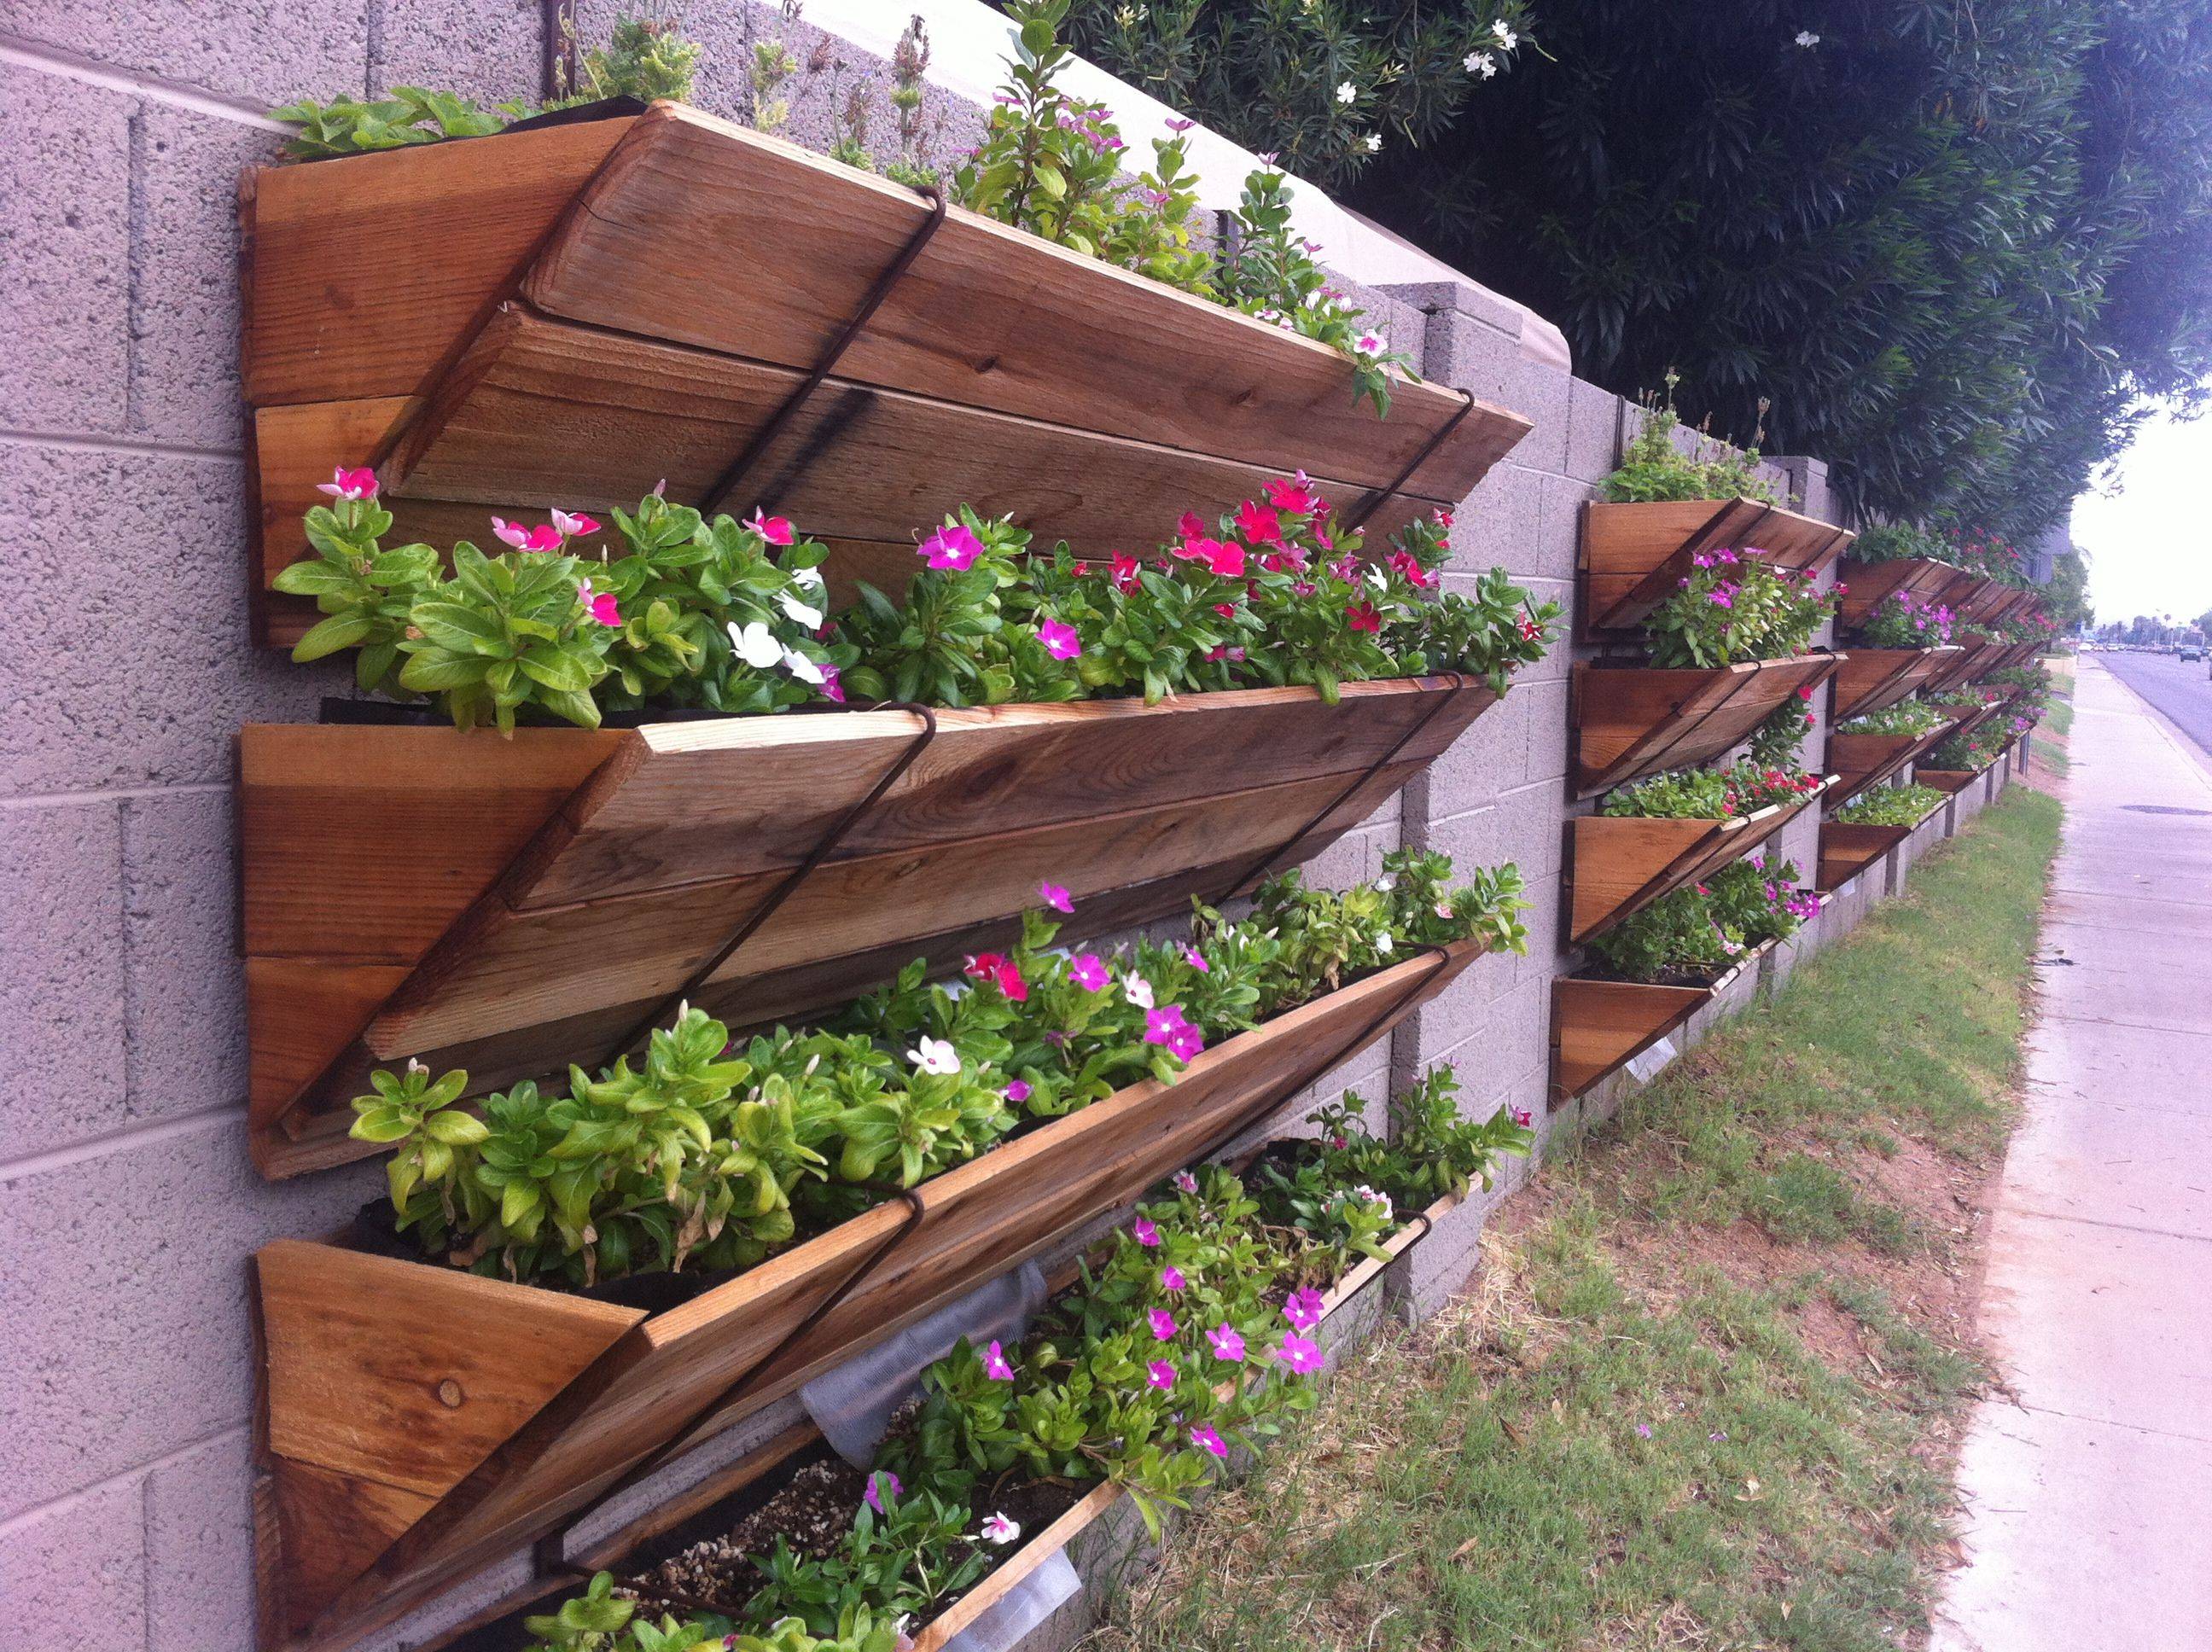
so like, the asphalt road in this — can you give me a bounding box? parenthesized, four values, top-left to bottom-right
(2098, 650, 2212, 760)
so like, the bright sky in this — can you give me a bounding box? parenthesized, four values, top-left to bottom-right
(2071, 402, 2212, 628)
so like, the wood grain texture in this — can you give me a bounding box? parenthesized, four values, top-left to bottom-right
(1829, 645, 1960, 723)
(1815, 821, 1913, 892)
(1836, 556, 1972, 631)
(1549, 975, 1714, 1103)
(1825, 718, 1963, 809)
(244, 681, 1493, 1176)
(1565, 778, 1832, 945)
(1579, 497, 1852, 636)
(1571, 654, 1842, 798)
(1914, 768, 1980, 794)
(259, 942, 1477, 1652)
(379, 305, 1442, 562)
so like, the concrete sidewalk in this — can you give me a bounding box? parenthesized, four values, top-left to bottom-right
(1932, 660, 2212, 1651)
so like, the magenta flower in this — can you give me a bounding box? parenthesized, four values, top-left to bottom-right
(817, 663, 846, 704)
(578, 579, 620, 627)
(1265, 475, 1320, 515)
(1039, 881, 1074, 914)
(1274, 1332, 1324, 1375)
(747, 507, 795, 546)
(1190, 1423, 1228, 1458)
(1167, 1022, 1205, 1062)
(864, 1469, 902, 1513)
(1173, 1169, 1200, 1195)
(1510, 1105, 1534, 1129)
(1109, 550, 1144, 592)
(1182, 946, 1209, 974)
(1283, 1287, 1324, 1332)
(1346, 602, 1382, 634)
(1235, 499, 1284, 544)
(918, 522, 984, 570)
(1144, 1005, 1189, 1047)
(984, 1340, 1014, 1381)
(1069, 952, 1109, 992)
(1006, 1079, 1033, 1105)
(1709, 590, 1735, 609)
(1161, 1265, 1187, 1291)
(1148, 1359, 1178, 1390)
(1133, 1217, 1161, 1248)
(1149, 1308, 1177, 1341)
(316, 465, 379, 501)
(551, 508, 600, 538)
(1206, 1323, 1246, 1363)
(1208, 541, 1248, 579)
(1634, 1424, 1653, 1440)
(1038, 617, 1083, 660)
(1166, 116, 1195, 132)
(492, 516, 564, 553)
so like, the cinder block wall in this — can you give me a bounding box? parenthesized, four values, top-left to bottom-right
(0, 5, 1851, 1646)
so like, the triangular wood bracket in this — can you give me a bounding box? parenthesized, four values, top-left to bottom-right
(1572, 654, 1843, 799)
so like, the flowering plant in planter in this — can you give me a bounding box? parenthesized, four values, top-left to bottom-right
(1643, 548, 1837, 668)
(1597, 379, 1779, 504)
(1854, 588, 1954, 647)
(1836, 698, 1948, 738)
(1924, 726, 2007, 771)
(1988, 607, 2060, 645)
(1831, 783, 1948, 827)
(353, 855, 1527, 1289)
(277, 476, 1558, 726)
(1600, 759, 1824, 822)
(1584, 856, 1813, 983)
(1844, 521, 1949, 566)
(1941, 526, 2028, 586)
(1745, 685, 1819, 770)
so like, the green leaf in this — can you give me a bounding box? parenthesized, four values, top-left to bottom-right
(291, 612, 374, 662)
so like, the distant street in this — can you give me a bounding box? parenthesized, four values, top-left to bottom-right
(2101, 650, 2212, 759)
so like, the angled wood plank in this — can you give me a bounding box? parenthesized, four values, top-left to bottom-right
(1580, 497, 1851, 635)
(1549, 975, 1713, 1103)
(1571, 654, 1842, 798)
(1829, 645, 1959, 723)
(1565, 778, 1832, 945)
(1836, 556, 1969, 631)
(1815, 821, 1912, 892)
(1825, 717, 1963, 809)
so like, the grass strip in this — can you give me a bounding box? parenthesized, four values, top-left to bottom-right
(1083, 786, 2062, 1652)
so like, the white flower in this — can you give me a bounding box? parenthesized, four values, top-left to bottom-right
(1354, 331, 1386, 357)
(1123, 973, 1155, 1010)
(728, 620, 782, 669)
(1465, 50, 1497, 77)
(1493, 20, 1517, 48)
(778, 589, 824, 628)
(791, 563, 826, 591)
(1796, 29, 1819, 46)
(907, 1036, 960, 1075)
(1434, 899, 1454, 920)
(780, 647, 825, 687)
(1361, 131, 1382, 153)
(1366, 564, 1389, 592)
(1336, 80, 1357, 105)
(1375, 930, 1394, 954)
(1351, 1184, 1394, 1219)
(981, 1511, 1022, 1544)
(1375, 874, 1397, 893)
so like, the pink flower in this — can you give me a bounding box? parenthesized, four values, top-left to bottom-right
(1182, 945, 1209, 974)
(1265, 475, 1320, 515)
(1039, 881, 1074, 915)
(1387, 550, 1435, 590)
(964, 952, 1027, 1002)
(1173, 1169, 1200, 1195)
(1274, 1332, 1324, 1374)
(1124, 973, 1155, 1010)
(1517, 614, 1543, 643)
(551, 508, 600, 538)
(1007, 1079, 1033, 1104)
(818, 663, 846, 704)
(1354, 332, 1386, 357)
(1207, 1323, 1246, 1363)
(864, 1469, 902, 1513)
(492, 517, 564, 553)
(1166, 116, 1195, 132)
(1149, 1308, 1177, 1341)
(747, 508, 795, 546)
(1284, 1287, 1324, 1332)
(1167, 1021, 1205, 1061)
(1174, 533, 1222, 565)
(1208, 541, 1248, 579)
(1133, 1217, 1161, 1248)
(1147, 1359, 1178, 1390)
(1346, 602, 1382, 634)
(1068, 952, 1109, 992)
(578, 579, 620, 626)
(1038, 617, 1083, 660)
(918, 522, 985, 570)
(1161, 1265, 1187, 1291)
(1109, 550, 1144, 592)
(1709, 589, 1735, 609)
(317, 465, 379, 501)
(1190, 1423, 1228, 1458)
(1510, 1105, 1534, 1129)
(1236, 499, 1284, 544)
(1177, 509, 1208, 540)
(983, 1340, 1014, 1381)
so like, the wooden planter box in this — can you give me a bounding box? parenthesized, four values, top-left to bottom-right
(1923, 632, 2003, 695)
(1549, 952, 1765, 1103)
(250, 939, 1480, 1652)
(1576, 497, 1852, 637)
(1915, 767, 1982, 794)
(1836, 556, 1972, 631)
(1828, 644, 1960, 723)
(1563, 777, 1834, 945)
(242, 677, 1495, 1179)
(1570, 654, 1843, 799)
(1815, 821, 1911, 891)
(242, 102, 1531, 646)
(1978, 637, 2045, 679)
(1825, 717, 1962, 809)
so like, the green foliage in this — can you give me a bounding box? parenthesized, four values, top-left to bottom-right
(1837, 698, 1948, 738)
(1846, 522, 1950, 567)
(1063, 0, 1536, 193)
(1601, 760, 1824, 822)
(747, 1486, 985, 1638)
(1597, 383, 1780, 505)
(352, 860, 1523, 1288)
(1831, 783, 1948, 827)
(1745, 691, 1817, 771)
(1855, 588, 1957, 648)
(558, 9, 705, 105)
(1643, 549, 1836, 668)
(1586, 856, 1815, 983)
(1341, 2, 2212, 542)
(1924, 725, 2005, 771)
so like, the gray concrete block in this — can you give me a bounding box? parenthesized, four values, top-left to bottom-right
(1382, 277, 1532, 342)
(0, 1470, 146, 1649)
(0, 442, 341, 796)
(0, 800, 128, 1159)
(1, 62, 131, 434)
(131, 102, 282, 446)
(0, 1111, 381, 1514)
(0, 0, 368, 108)
(1453, 458, 1540, 578)
(1564, 375, 1624, 483)
(1528, 471, 1592, 584)
(373, 0, 540, 102)
(122, 788, 247, 1116)
(1422, 690, 1529, 817)
(1518, 677, 1571, 782)
(145, 1427, 254, 1652)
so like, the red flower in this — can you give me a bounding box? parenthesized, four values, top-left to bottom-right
(1109, 551, 1143, 592)
(1178, 510, 1207, 541)
(1346, 602, 1382, 633)
(1236, 499, 1284, 544)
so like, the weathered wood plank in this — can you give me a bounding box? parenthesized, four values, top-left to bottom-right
(1580, 497, 1850, 635)
(1549, 976, 1711, 1103)
(1572, 655, 1840, 798)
